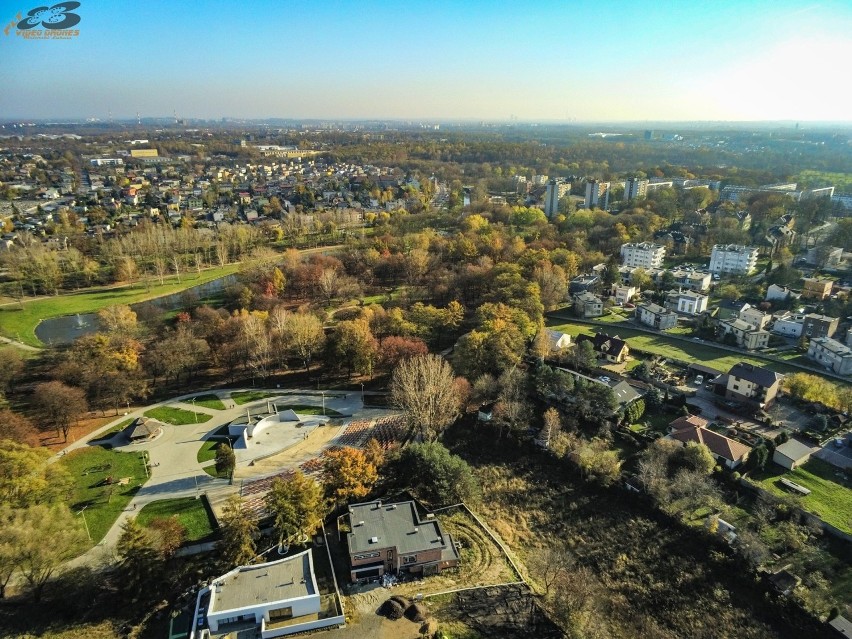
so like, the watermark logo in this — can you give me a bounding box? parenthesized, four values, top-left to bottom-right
(4, 2, 81, 39)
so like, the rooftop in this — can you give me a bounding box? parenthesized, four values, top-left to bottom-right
(208, 550, 316, 614)
(728, 362, 783, 388)
(669, 416, 752, 462)
(348, 501, 453, 557)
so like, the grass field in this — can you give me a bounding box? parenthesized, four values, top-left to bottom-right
(145, 405, 212, 425)
(547, 318, 798, 375)
(0, 263, 240, 347)
(189, 394, 226, 410)
(136, 497, 217, 542)
(197, 437, 237, 464)
(277, 404, 343, 417)
(751, 458, 852, 534)
(231, 390, 277, 405)
(60, 447, 149, 545)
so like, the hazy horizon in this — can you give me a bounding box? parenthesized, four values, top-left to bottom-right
(1, 0, 850, 122)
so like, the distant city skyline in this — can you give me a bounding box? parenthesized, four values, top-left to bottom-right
(1, 0, 850, 122)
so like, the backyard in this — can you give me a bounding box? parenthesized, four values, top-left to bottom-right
(60, 446, 150, 545)
(0, 263, 240, 347)
(749, 457, 852, 535)
(136, 497, 218, 542)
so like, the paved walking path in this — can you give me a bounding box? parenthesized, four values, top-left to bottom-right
(57, 387, 397, 568)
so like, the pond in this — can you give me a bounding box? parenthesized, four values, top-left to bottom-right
(34, 274, 237, 346)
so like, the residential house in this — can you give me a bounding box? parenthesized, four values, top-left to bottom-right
(801, 278, 834, 300)
(665, 290, 708, 315)
(611, 380, 643, 411)
(193, 550, 343, 638)
(347, 501, 460, 583)
(667, 415, 752, 469)
(765, 284, 798, 302)
(568, 274, 599, 295)
(807, 337, 852, 375)
(575, 333, 630, 364)
(573, 292, 604, 318)
(740, 306, 770, 330)
(636, 302, 678, 330)
(771, 311, 805, 338)
(718, 318, 770, 350)
(802, 313, 839, 339)
(773, 439, 818, 470)
(670, 268, 712, 292)
(547, 330, 572, 352)
(725, 362, 783, 408)
(612, 284, 638, 306)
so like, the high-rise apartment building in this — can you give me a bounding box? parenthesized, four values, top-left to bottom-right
(624, 177, 648, 201)
(544, 178, 570, 218)
(709, 244, 759, 275)
(620, 242, 666, 269)
(585, 179, 610, 209)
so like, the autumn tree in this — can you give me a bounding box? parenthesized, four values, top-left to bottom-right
(116, 518, 162, 596)
(0, 440, 72, 507)
(542, 407, 562, 447)
(149, 516, 187, 558)
(395, 442, 480, 505)
(33, 381, 87, 442)
(332, 318, 378, 378)
(321, 446, 378, 505)
(0, 349, 24, 398)
(13, 504, 87, 601)
(97, 304, 139, 336)
(390, 353, 462, 441)
(0, 409, 37, 444)
(281, 310, 326, 372)
(218, 495, 258, 567)
(379, 335, 428, 370)
(266, 471, 325, 546)
(215, 442, 236, 478)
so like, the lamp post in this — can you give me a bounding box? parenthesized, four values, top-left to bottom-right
(192, 398, 198, 424)
(321, 392, 326, 416)
(78, 505, 92, 542)
(360, 383, 364, 404)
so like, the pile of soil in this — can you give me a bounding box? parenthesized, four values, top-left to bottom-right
(378, 595, 411, 620)
(405, 603, 428, 623)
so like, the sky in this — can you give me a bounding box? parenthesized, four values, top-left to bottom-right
(0, 0, 850, 122)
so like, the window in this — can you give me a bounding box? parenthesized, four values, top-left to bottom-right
(269, 607, 293, 622)
(403, 555, 418, 565)
(387, 550, 393, 560)
(354, 551, 380, 561)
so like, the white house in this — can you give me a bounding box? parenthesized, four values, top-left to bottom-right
(193, 550, 343, 639)
(807, 337, 852, 375)
(667, 290, 708, 315)
(740, 306, 770, 331)
(709, 244, 759, 275)
(771, 311, 805, 338)
(636, 302, 678, 330)
(547, 330, 572, 352)
(765, 284, 799, 302)
(612, 284, 638, 306)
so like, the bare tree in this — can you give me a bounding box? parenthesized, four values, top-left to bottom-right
(33, 381, 87, 442)
(390, 354, 461, 441)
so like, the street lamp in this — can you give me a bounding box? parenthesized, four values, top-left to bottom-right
(360, 383, 364, 404)
(78, 506, 92, 542)
(192, 398, 198, 424)
(321, 392, 326, 416)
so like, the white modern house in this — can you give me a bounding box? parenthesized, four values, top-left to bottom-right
(771, 311, 805, 338)
(620, 242, 666, 269)
(668, 290, 708, 315)
(709, 244, 759, 275)
(192, 550, 344, 639)
(807, 337, 852, 375)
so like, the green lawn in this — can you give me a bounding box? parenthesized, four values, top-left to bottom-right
(189, 394, 226, 410)
(197, 437, 237, 464)
(60, 446, 149, 545)
(277, 404, 343, 417)
(145, 405, 212, 425)
(751, 458, 852, 534)
(0, 263, 240, 347)
(231, 390, 277, 405)
(548, 319, 798, 375)
(136, 497, 217, 542)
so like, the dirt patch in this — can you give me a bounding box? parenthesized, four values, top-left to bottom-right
(38, 413, 132, 451)
(431, 584, 563, 639)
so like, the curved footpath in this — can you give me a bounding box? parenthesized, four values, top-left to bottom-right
(57, 388, 377, 568)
